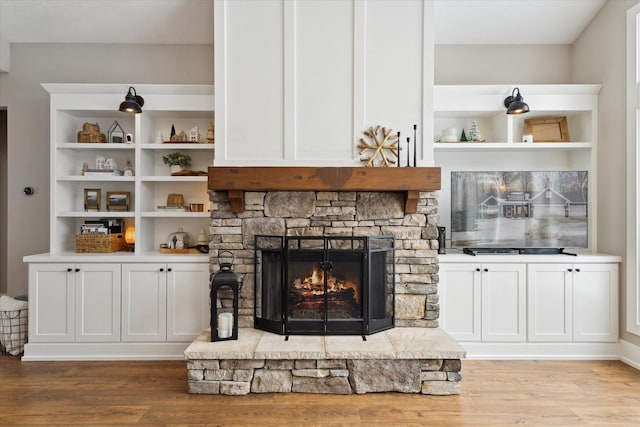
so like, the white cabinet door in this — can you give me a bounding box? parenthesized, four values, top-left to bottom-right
(166, 263, 210, 341)
(481, 263, 526, 342)
(439, 263, 481, 341)
(573, 263, 618, 342)
(75, 264, 121, 342)
(122, 264, 167, 342)
(28, 263, 75, 342)
(527, 264, 572, 342)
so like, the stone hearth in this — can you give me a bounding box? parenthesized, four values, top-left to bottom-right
(185, 327, 465, 395)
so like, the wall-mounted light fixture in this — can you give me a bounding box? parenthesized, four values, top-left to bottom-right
(503, 87, 530, 114)
(119, 86, 144, 114)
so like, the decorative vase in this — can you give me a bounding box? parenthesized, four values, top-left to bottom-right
(170, 165, 183, 174)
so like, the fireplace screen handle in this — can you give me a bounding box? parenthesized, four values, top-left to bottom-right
(320, 261, 333, 272)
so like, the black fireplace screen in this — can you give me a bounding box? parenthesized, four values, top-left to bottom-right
(254, 235, 395, 336)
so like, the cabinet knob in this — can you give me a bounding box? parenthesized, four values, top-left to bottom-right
(575, 268, 580, 272)
(568, 268, 573, 272)
(75, 268, 80, 272)
(483, 268, 488, 272)
(160, 268, 164, 272)
(167, 268, 172, 272)
(67, 268, 72, 272)
(475, 268, 481, 272)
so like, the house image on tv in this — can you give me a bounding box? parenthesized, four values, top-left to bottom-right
(479, 188, 586, 220)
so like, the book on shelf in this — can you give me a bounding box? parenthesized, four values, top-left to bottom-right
(156, 205, 189, 212)
(83, 169, 124, 177)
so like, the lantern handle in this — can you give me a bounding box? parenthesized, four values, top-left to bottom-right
(218, 250, 234, 271)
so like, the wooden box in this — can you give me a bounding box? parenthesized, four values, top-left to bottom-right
(75, 234, 125, 253)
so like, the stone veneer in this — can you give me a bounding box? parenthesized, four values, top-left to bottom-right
(185, 327, 465, 395)
(209, 190, 440, 328)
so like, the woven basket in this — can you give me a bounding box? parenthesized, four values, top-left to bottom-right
(76, 234, 124, 253)
(77, 122, 106, 143)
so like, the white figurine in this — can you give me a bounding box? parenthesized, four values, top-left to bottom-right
(156, 131, 164, 144)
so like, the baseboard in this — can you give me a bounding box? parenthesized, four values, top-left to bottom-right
(460, 341, 620, 360)
(21, 342, 190, 361)
(619, 339, 640, 369)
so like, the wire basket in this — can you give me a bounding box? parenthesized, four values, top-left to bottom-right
(0, 309, 28, 356)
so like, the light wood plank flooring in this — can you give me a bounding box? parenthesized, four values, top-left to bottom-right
(1, 356, 639, 426)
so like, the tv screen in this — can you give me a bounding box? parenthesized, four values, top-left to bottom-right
(451, 171, 588, 249)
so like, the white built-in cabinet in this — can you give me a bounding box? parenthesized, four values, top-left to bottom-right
(23, 84, 215, 360)
(439, 263, 526, 342)
(29, 263, 121, 343)
(26, 261, 210, 360)
(121, 263, 210, 342)
(439, 256, 620, 355)
(528, 263, 618, 342)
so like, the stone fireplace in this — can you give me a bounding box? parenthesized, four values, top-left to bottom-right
(209, 189, 440, 328)
(184, 166, 465, 396)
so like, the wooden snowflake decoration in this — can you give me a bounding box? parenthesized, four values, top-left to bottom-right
(357, 125, 401, 167)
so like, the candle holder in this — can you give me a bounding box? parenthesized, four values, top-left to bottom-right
(210, 251, 240, 342)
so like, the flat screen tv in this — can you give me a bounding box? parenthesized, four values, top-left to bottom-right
(451, 171, 588, 249)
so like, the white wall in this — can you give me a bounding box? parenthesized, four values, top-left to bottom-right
(435, 45, 572, 85)
(0, 43, 213, 297)
(216, 0, 434, 166)
(572, 0, 640, 346)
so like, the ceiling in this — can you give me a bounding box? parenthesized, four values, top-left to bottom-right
(0, 0, 606, 46)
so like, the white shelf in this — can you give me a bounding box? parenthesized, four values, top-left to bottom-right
(57, 143, 136, 150)
(434, 142, 592, 152)
(141, 211, 211, 218)
(57, 175, 135, 182)
(140, 176, 208, 182)
(140, 143, 214, 150)
(57, 211, 135, 218)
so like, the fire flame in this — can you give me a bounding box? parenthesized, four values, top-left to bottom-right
(292, 266, 360, 304)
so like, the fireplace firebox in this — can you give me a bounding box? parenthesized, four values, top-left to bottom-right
(254, 235, 395, 337)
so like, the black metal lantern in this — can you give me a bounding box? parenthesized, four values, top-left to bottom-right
(210, 251, 241, 342)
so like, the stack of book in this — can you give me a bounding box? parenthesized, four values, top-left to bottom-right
(80, 218, 123, 235)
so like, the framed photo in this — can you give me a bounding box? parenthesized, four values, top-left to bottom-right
(84, 188, 101, 211)
(106, 191, 130, 211)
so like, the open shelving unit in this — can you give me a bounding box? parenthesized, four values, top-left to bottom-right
(44, 83, 215, 256)
(433, 84, 601, 251)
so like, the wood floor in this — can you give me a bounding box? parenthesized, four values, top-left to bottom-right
(1, 355, 640, 426)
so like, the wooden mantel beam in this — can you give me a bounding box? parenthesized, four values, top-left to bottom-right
(208, 166, 441, 213)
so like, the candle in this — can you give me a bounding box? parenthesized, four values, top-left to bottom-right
(397, 131, 401, 167)
(218, 312, 234, 339)
(406, 137, 410, 167)
(413, 124, 417, 167)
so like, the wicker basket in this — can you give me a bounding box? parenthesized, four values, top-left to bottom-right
(77, 122, 106, 143)
(76, 234, 125, 253)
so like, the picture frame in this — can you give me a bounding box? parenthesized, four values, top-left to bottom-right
(108, 120, 125, 144)
(106, 191, 130, 211)
(524, 116, 570, 142)
(84, 188, 101, 211)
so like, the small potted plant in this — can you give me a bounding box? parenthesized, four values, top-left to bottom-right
(162, 151, 192, 174)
